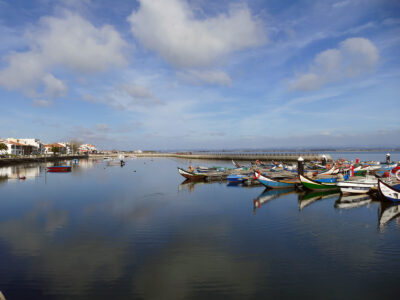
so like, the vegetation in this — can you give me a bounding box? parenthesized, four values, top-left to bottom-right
(51, 146, 60, 155)
(0, 143, 7, 152)
(70, 140, 82, 154)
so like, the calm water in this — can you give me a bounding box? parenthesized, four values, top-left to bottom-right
(0, 156, 399, 300)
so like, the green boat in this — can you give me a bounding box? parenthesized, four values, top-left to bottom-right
(299, 174, 339, 191)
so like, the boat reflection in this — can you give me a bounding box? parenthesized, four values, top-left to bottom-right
(253, 188, 295, 213)
(334, 194, 373, 210)
(298, 190, 340, 211)
(378, 202, 400, 230)
(179, 179, 211, 192)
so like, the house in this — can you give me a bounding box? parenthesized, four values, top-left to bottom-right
(1, 140, 26, 155)
(79, 144, 98, 154)
(45, 143, 67, 155)
(4, 138, 45, 155)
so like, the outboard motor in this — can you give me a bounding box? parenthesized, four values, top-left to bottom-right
(386, 153, 391, 164)
(297, 157, 304, 176)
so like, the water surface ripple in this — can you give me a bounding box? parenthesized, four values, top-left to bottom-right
(0, 157, 399, 299)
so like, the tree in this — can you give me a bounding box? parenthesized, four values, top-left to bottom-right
(0, 143, 7, 152)
(69, 140, 82, 154)
(51, 146, 60, 156)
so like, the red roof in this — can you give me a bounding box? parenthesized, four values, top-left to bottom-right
(45, 143, 65, 148)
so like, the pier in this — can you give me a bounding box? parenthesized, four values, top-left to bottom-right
(91, 152, 331, 162)
(0, 154, 87, 167)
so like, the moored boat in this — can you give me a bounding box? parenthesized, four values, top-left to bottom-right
(336, 176, 378, 194)
(378, 180, 400, 202)
(178, 167, 207, 181)
(299, 174, 339, 191)
(47, 166, 72, 173)
(253, 171, 297, 189)
(227, 174, 248, 184)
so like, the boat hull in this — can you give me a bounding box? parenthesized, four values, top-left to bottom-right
(178, 167, 207, 181)
(47, 166, 71, 173)
(299, 174, 339, 191)
(378, 180, 400, 202)
(255, 172, 296, 189)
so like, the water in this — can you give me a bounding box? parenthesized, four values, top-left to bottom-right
(0, 156, 399, 300)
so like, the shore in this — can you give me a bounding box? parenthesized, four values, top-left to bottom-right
(0, 154, 87, 167)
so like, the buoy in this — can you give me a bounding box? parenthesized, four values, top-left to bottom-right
(253, 170, 261, 180)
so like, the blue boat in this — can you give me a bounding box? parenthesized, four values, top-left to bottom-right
(314, 174, 349, 183)
(227, 174, 247, 184)
(253, 171, 297, 189)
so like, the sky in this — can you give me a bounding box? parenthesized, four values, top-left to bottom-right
(0, 0, 399, 150)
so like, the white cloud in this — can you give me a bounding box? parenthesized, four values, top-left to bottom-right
(0, 11, 128, 102)
(178, 69, 232, 86)
(128, 0, 266, 68)
(33, 99, 52, 107)
(43, 74, 68, 99)
(290, 37, 379, 91)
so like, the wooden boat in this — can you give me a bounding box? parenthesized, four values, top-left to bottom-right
(47, 166, 71, 173)
(253, 171, 297, 189)
(178, 167, 207, 181)
(227, 174, 247, 184)
(378, 180, 400, 202)
(299, 174, 339, 191)
(336, 176, 377, 194)
(334, 194, 372, 209)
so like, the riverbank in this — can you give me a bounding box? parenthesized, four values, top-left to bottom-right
(90, 152, 330, 162)
(0, 154, 87, 167)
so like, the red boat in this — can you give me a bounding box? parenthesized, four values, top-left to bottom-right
(47, 166, 72, 173)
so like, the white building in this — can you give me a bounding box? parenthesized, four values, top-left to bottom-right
(3, 138, 45, 155)
(79, 144, 98, 154)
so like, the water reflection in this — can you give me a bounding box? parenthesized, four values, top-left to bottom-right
(253, 188, 295, 212)
(334, 194, 373, 210)
(0, 158, 96, 181)
(379, 202, 400, 230)
(0, 159, 399, 299)
(298, 190, 340, 211)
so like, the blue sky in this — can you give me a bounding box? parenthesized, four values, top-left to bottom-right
(0, 0, 399, 150)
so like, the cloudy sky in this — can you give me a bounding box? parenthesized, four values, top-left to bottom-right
(0, 0, 399, 150)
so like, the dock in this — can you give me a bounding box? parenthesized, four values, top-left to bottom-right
(91, 152, 331, 162)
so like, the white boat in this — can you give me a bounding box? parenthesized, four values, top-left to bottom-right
(337, 176, 378, 194)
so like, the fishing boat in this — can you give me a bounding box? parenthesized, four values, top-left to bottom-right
(336, 176, 378, 194)
(299, 174, 339, 191)
(334, 194, 372, 209)
(177, 167, 207, 181)
(47, 166, 71, 173)
(227, 174, 248, 184)
(378, 180, 400, 202)
(253, 171, 297, 189)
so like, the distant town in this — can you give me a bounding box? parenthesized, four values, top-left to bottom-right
(0, 138, 98, 156)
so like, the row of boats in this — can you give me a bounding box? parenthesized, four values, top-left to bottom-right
(178, 159, 400, 203)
